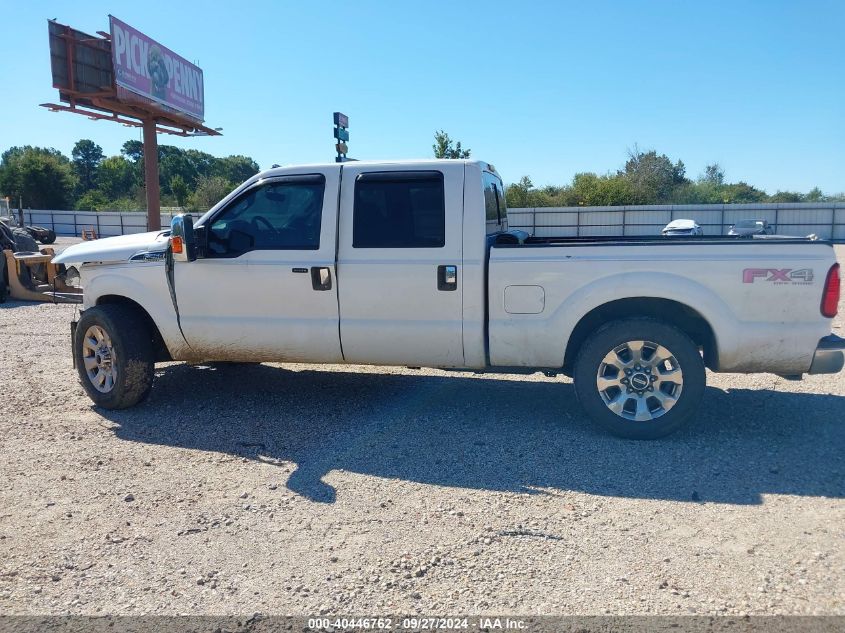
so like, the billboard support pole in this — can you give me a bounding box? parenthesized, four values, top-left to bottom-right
(143, 118, 161, 231)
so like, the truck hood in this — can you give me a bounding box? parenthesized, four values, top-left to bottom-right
(52, 230, 170, 265)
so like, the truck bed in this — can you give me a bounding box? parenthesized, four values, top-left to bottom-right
(486, 235, 835, 373)
(500, 235, 826, 248)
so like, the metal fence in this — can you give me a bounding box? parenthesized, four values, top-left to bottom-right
(10, 210, 179, 238)
(508, 202, 845, 241)
(7, 202, 845, 242)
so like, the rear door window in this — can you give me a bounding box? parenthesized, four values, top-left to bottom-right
(353, 171, 445, 248)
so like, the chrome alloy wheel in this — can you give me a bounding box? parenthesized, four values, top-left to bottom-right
(81, 325, 117, 393)
(595, 340, 684, 422)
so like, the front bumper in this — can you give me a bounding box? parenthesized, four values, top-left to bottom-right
(808, 334, 845, 374)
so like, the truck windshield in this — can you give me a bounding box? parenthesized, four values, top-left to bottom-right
(483, 171, 508, 235)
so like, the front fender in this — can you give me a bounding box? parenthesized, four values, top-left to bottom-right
(82, 264, 189, 358)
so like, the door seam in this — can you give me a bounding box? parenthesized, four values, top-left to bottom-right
(334, 165, 346, 362)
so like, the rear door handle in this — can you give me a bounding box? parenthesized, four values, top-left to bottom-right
(437, 265, 457, 291)
(311, 266, 332, 291)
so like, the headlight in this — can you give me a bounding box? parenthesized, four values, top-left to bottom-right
(64, 266, 81, 288)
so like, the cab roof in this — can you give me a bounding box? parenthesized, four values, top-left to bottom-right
(256, 159, 498, 180)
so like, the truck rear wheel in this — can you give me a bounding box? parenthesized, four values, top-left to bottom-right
(74, 305, 155, 409)
(573, 317, 705, 439)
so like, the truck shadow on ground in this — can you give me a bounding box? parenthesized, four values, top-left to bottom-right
(98, 363, 845, 506)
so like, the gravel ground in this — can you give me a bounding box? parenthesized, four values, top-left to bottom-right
(0, 243, 842, 616)
(47, 236, 87, 252)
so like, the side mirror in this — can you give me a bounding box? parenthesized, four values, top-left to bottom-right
(170, 214, 197, 262)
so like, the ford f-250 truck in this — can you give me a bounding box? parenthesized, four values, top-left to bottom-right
(54, 160, 843, 439)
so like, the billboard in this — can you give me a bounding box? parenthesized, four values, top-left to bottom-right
(109, 16, 204, 121)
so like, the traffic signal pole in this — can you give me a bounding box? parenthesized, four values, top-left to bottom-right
(334, 112, 350, 162)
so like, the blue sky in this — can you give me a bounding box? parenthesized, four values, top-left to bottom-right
(2, 1, 843, 193)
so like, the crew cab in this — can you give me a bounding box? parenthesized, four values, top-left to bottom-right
(54, 160, 844, 439)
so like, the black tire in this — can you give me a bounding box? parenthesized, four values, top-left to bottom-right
(40, 229, 57, 245)
(573, 317, 705, 439)
(74, 304, 155, 409)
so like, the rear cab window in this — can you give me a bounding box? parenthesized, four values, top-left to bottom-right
(483, 170, 508, 235)
(353, 171, 445, 248)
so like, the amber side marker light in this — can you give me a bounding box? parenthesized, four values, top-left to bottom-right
(171, 236, 184, 254)
(821, 263, 840, 318)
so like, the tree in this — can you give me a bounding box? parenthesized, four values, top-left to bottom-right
(97, 156, 136, 201)
(805, 187, 824, 202)
(184, 149, 216, 181)
(621, 148, 687, 204)
(670, 181, 722, 204)
(432, 130, 471, 159)
(75, 189, 109, 211)
(159, 151, 198, 191)
(71, 139, 104, 193)
(0, 146, 75, 208)
(120, 140, 145, 188)
(718, 181, 767, 203)
(769, 190, 804, 203)
(169, 174, 189, 207)
(505, 176, 535, 208)
(213, 155, 260, 184)
(188, 175, 235, 211)
(571, 173, 635, 206)
(701, 163, 724, 185)
(121, 140, 144, 162)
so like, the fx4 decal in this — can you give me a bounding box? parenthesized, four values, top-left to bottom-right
(742, 268, 814, 284)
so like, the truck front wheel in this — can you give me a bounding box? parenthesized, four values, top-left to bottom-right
(573, 318, 705, 439)
(74, 305, 155, 409)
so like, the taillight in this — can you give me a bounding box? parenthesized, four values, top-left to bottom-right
(821, 263, 840, 318)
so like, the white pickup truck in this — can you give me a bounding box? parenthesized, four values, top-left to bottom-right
(54, 160, 843, 439)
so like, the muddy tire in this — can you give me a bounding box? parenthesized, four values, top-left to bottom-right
(573, 317, 706, 440)
(75, 305, 155, 409)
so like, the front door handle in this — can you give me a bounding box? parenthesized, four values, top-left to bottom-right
(437, 265, 457, 291)
(311, 266, 332, 291)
